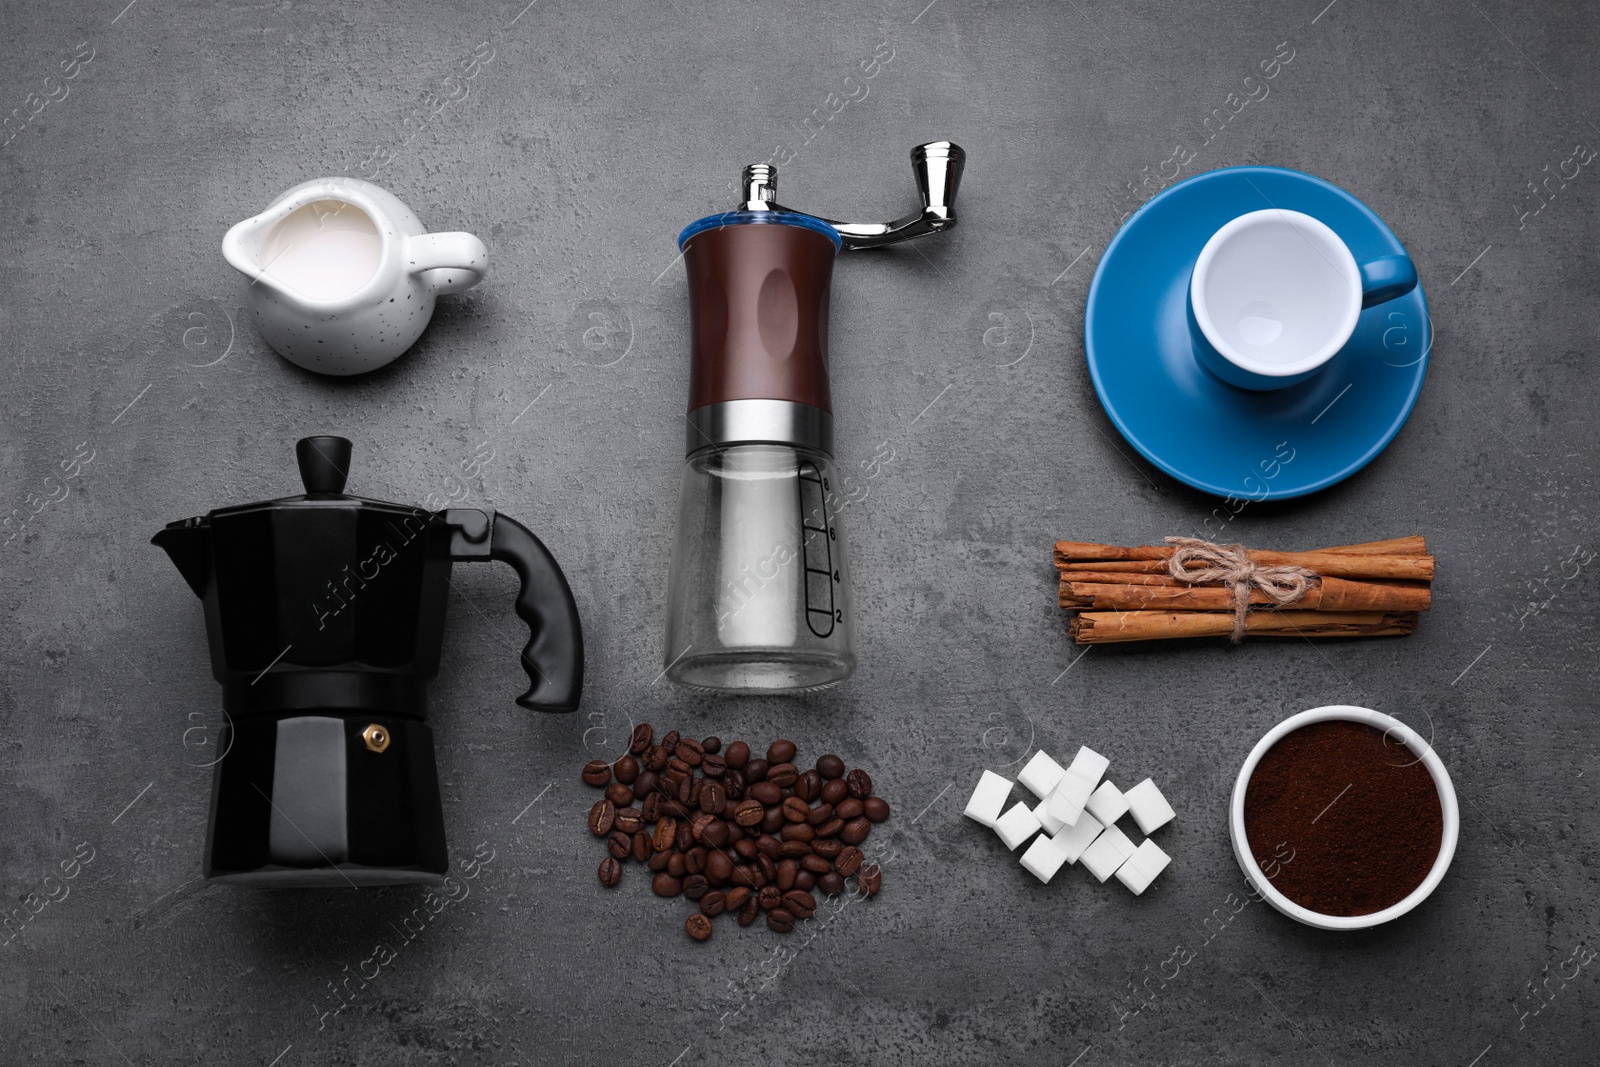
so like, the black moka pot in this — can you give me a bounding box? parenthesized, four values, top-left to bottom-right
(153, 436, 583, 886)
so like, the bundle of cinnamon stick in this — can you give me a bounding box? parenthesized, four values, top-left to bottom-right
(1055, 536, 1434, 644)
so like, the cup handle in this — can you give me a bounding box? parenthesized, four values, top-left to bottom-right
(1358, 253, 1417, 309)
(406, 232, 488, 294)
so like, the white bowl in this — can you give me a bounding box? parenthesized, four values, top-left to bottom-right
(1228, 704, 1459, 930)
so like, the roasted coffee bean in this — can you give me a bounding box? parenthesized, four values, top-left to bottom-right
(724, 886, 751, 910)
(755, 835, 782, 859)
(846, 769, 873, 799)
(761, 807, 785, 835)
(700, 890, 727, 917)
(806, 803, 835, 827)
(801, 854, 831, 874)
(604, 782, 633, 807)
(702, 736, 722, 754)
(758, 884, 782, 910)
(588, 799, 615, 836)
(738, 895, 759, 926)
(614, 754, 640, 785)
(749, 781, 782, 806)
(676, 824, 693, 852)
(818, 871, 845, 896)
(598, 857, 622, 887)
(779, 840, 812, 859)
(814, 818, 844, 839)
(667, 756, 692, 779)
(726, 823, 747, 843)
(660, 730, 681, 752)
(812, 838, 843, 860)
(766, 908, 796, 933)
(675, 739, 704, 766)
(744, 758, 769, 783)
(633, 770, 659, 798)
(653, 817, 678, 852)
(706, 850, 734, 883)
(582, 760, 612, 787)
(782, 889, 817, 920)
(780, 823, 815, 844)
(757, 854, 778, 883)
(644, 743, 669, 771)
(751, 867, 769, 889)
(777, 858, 798, 890)
(857, 863, 882, 896)
(795, 769, 822, 803)
(639, 792, 666, 822)
(615, 807, 643, 834)
(674, 776, 693, 805)
(781, 797, 810, 823)
(821, 778, 849, 806)
(840, 818, 871, 845)
(816, 754, 846, 779)
(700, 781, 726, 814)
(629, 723, 653, 755)
(683, 874, 709, 901)
(731, 865, 758, 889)
(666, 853, 687, 878)
(652, 873, 682, 897)
(725, 740, 750, 768)
(685, 847, 707, 876)
(767, 739, 798, 764)
(835, 845, 864, 877)
(766, 762, 799, 789)
(863, 796, 891, 823)
(835, 798, 863, 820)
(733, 799, 764, 827)
(685, 913, 714, 941)
(795, 869, 816, 891)
(723, 768, 746, 799)
(690, 811, 717, 840)
(700, 752, 727, 778)
(702, 820, 730, 849)
(632, 830, 651, 862)
(607, 831, 631, 861)
(648, 849, 671, 872)
(662, 798, 691, 820)
(734, 839, 758, 860)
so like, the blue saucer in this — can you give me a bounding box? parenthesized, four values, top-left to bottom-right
(1085, 166, 1430, 501)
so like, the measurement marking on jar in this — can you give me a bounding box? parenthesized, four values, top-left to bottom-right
(797, 461, 839, 638)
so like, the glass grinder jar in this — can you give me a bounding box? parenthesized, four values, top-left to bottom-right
(664, 142, 965, 693)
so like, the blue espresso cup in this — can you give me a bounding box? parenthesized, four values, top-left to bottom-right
(1188, 209, 1417, 391)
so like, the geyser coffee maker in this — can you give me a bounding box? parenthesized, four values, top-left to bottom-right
(154, 436, 583, 886)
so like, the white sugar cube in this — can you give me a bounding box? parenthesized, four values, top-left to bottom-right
(994, 802, 1044, 850)
(1085, 780, 1129, 825)
(1114, 839, 1172, 896)
(963, 770, 1013, 828)
(1052, 810, 1105, 864)
(1081, 824, 1137, 882)
(1124, 778, 1176, 834)
(1046, 769, 1097, 827)
(1033, 796, 1066, 836)
(1067, 745, 1110, 787)
(1019, 832, 1071, 883)
(1017, 751, 1067, 799)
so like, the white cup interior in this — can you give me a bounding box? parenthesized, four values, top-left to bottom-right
(1228, 705, 1459, 931)
(1192, 209, 1362, 376)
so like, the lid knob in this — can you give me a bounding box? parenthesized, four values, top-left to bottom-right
(296, 436, 352, 495)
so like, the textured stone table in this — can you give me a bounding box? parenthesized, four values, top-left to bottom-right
(3, 0, 1597, 1063)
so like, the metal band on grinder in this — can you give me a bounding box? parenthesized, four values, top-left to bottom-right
(686, 400, 833, 455)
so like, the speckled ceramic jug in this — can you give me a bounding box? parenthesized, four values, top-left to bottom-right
(222, 177, 487, 376)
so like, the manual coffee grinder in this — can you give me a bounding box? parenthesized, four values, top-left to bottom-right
(663, 141, 965, 693)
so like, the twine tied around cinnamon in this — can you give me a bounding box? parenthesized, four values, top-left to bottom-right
(1163, 536, 1319, 642)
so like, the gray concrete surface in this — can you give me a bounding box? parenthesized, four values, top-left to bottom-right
(3, 0, 1597, 1063)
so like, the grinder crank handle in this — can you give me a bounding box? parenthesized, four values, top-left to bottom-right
(444, 509, 584, 712)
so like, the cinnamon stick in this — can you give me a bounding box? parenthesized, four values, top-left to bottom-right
(1052, 538, 1434, 581)
(1068, 610, 1420, 644)
(1059, 576, 1432, 613)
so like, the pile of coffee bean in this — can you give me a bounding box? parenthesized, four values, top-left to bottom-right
(583, 725, 888, 941)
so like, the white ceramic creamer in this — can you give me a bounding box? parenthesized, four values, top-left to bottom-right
(222, 178, 487, 375)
